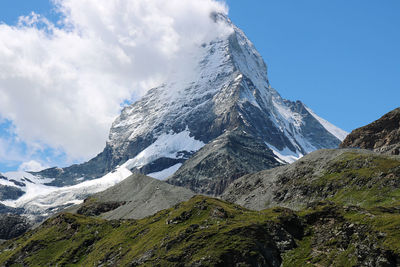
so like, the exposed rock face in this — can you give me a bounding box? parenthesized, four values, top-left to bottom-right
(0, 214, 31, 240)
(341, 107, 400, 155)
(167, 130, 281, 195)
(0, 185, 24, 201)
(68, 173, 195, 220)
(0, 174, 25, 201)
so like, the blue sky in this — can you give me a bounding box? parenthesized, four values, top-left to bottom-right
(226, 0, 400, 130)
(0, 0, 399, 172)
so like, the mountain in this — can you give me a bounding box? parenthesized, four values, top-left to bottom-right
(0, 14, 346, 217)
(166, 130, 281, 195)
(1, 196, 399, 266)
(35, 13, 346, 188)
(341, 107, 400, 155)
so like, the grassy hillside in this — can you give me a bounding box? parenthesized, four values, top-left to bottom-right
(1, 195, 399, 266)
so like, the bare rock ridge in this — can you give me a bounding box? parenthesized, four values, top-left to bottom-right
(341, 107, 400, 155)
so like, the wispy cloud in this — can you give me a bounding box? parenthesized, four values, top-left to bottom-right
(0, 0, 230, 165)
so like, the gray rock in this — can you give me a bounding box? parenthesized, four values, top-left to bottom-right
(0, 214, 32, 240)
(0, 185, 25, 201)
(341, 107, 400, 155)
(167, 130, 281, 196)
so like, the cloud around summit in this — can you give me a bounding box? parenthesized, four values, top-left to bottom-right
(0, 0, 230, 168)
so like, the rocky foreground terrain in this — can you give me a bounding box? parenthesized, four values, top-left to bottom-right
(0, 195, 399, 266)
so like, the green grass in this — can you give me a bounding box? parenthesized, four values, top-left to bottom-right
(0, 196, 289, 266)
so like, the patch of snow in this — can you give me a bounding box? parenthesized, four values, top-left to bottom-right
(147, 163, 182, 180)
(125, 129, 205, 170)
(266, 142, 304, 164)
(305, 106, 348, 141)
(1, 165, 132, 214)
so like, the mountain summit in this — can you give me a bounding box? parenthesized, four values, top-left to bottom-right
(80, 14, 346, 181)
(0, 14, 346, 215)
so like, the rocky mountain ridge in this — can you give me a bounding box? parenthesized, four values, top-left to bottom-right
(341, 107, 400, 155)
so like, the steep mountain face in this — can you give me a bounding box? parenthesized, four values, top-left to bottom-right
(341, 107, 400, 155)
(0, 173, 25, 201)
(167, 130, 281, 195)
(0, 14, 346, 217)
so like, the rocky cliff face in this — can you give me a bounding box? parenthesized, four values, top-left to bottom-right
(341, 107, 400, 155)
(0, 214, 31, 240)
(167, 130, 281, 195)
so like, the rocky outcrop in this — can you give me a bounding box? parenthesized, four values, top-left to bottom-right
(167, 130, 281, 196)
(341, 107, 400, 155)
(0, 185, 25, 201)
(0, 214, 32, 240)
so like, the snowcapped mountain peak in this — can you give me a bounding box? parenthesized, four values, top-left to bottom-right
(106, 15, 346, 171)
(0, 15, 347, 217)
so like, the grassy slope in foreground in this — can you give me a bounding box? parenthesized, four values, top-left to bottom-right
(0, 195, 400, 266)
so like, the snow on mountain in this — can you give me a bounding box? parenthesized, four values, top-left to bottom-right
(305, 106, 348, 141)
(0, 13, 347, 216)
(124, 129, 205, 172)
(1, 165, 132, 217)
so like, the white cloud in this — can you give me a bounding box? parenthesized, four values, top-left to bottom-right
(19, 160, 48, 172)
(0, 0, 230, 162)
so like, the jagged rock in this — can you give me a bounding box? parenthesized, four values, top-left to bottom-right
(0, 214, 32, 240)
(167, 130, 280, 196)
(341, 107, 400, 155)
(0, 185, 24, 201)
